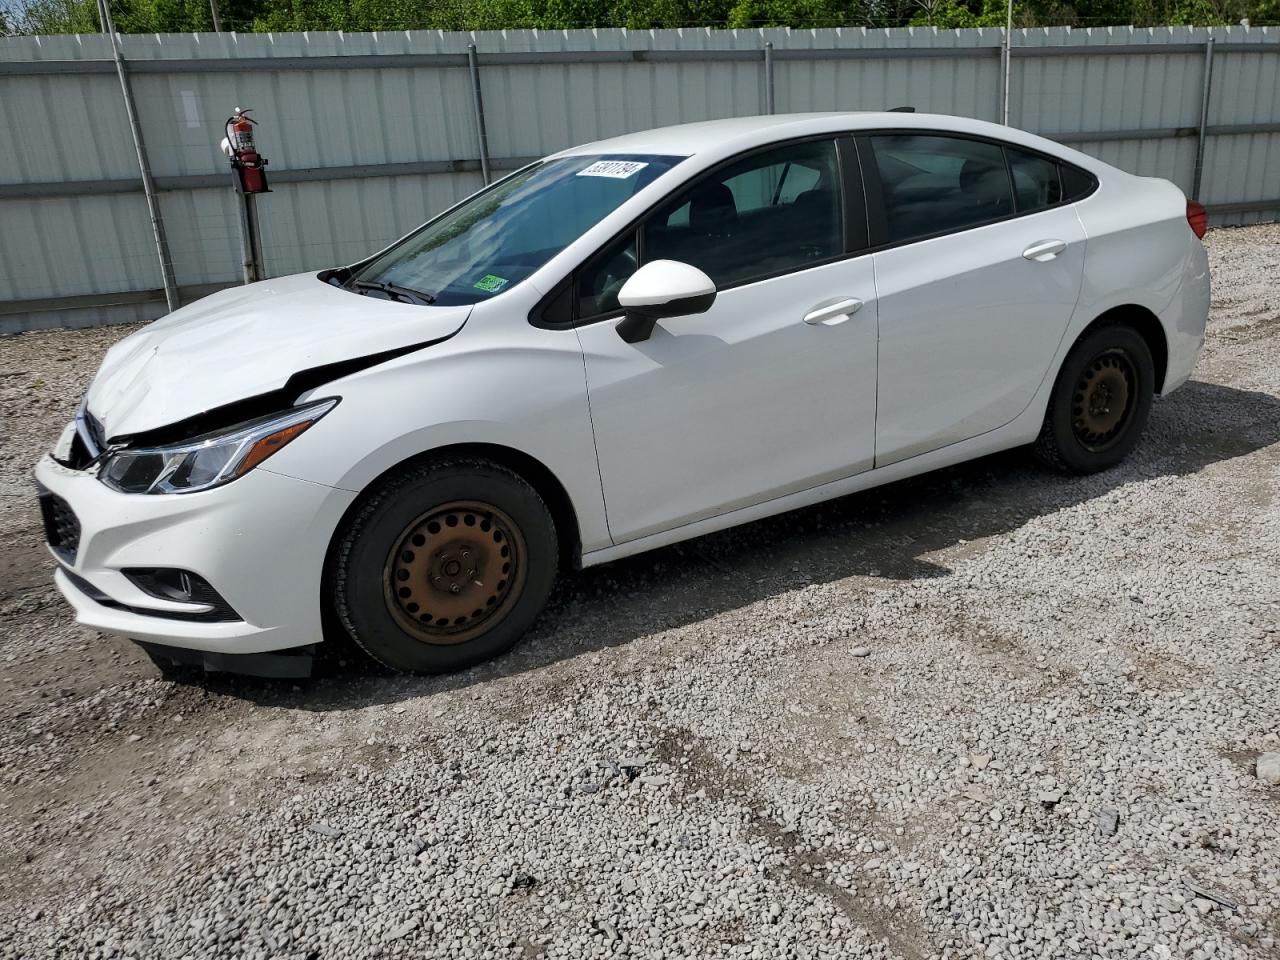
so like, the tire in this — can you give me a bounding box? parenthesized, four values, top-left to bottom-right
(329, 458, 558, 673)
(1034, 323, 1156, 474)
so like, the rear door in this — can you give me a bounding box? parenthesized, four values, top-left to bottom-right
(861, 133, 1087, 466)
(571, 137, 880, 544)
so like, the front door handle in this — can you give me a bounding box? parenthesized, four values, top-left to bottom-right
(803, 298, 863, 326)
(1023, 239, 1067, 262)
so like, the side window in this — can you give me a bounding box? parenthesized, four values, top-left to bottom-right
(869, 134, 1013, 243)
(575, 231, 638, 320)
(1060, 163, 1097, 202)
(642, 139, 843, 289)
(1006, 147, 1063, 213)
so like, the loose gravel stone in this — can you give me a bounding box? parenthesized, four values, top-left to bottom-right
(1096, 805, 1120, 836)
(1256, 752, 1280, 784)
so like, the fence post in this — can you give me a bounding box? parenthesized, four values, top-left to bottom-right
(1192, 37, 1215, 202)
(467, 43, 492, 185)
(764, 41, 775, 115)
(102, 1, 180, 312)
(1000, 14, 1013, 124)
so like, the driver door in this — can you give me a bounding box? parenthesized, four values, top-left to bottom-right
(573, 137, 880, 545)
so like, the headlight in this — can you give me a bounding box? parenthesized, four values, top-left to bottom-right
(99, 399, 337, 495)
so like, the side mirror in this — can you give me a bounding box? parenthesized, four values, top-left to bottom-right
(615, 260, 717, 344)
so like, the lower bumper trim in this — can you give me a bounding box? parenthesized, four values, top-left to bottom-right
(63, 567, 242, 623)
(138, 641, 315, 678)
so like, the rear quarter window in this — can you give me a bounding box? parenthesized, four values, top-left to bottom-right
(1060, 163, 1098, 202)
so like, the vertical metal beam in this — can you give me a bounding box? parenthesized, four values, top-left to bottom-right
(764, 41, 775, 115)
(236, 190, 257, 284)
(1001, 0, 1014, 125)
(467, 43, 491, 186)
(102, 0, 180, 312)
(209, 0, 223, 32)
(1192, 37, 1216, 202)
(244, 193, 265, 283)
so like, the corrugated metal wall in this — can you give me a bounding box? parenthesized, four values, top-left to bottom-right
(0, 25, 1276, 332)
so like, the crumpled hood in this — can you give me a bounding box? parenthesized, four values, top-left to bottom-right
(87, 273, 471, 439)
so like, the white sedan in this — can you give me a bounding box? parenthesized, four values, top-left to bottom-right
(36, 112, 1210, 677)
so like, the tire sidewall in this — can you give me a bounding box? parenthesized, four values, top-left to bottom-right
(334, 463, 557, 673)
(1048, 326, 1155, 473)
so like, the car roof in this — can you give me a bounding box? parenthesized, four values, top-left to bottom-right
(554, 111, 1107, 175)
(556, 114, 856, 157)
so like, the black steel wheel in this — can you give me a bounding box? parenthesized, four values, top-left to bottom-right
(330, 459, 557, 673)
(1034, 324, 1155, 474)
(383, 499, 528, 646)
(1070, 350, 1136, 452)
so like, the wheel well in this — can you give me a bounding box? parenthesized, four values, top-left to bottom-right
(338, 443, 583, 571)
(1079, 305, 1169, 393)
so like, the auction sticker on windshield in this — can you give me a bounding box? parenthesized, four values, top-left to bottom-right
(474, 274, 509, 293)
(577, 160, 649, 179)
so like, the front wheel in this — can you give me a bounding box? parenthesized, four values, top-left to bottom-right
(1034, 324, 1156, 474)
(330, 459, 558, 673)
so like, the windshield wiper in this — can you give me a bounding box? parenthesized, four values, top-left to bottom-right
(351, 279, 436, 305)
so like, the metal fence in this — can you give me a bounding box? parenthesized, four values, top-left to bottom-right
(1, 25, 1277, 333)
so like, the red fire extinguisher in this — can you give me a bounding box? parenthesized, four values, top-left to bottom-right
(223, 107, 270, 194)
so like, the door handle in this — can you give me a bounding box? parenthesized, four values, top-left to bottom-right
(803, 298, 863, 326)
(1022, 239, 1067, 262)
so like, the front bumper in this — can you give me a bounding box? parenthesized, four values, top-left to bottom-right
(35, 455, 356, 656)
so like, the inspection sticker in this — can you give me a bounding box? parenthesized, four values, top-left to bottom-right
(576, 160, 649, 179)
(474, 274, 509, 293)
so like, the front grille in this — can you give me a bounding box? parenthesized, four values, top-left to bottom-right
(37, 484, 81, 564)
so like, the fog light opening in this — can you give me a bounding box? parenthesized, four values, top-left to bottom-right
(123, 568, 241, 621)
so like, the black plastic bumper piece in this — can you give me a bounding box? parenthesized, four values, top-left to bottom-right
(36, 481, 81, 565)
(137, 641, 315, 679)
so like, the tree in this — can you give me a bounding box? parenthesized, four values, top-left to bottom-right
(910, 0, 1008, 26)
(0, 0, 1269, 34)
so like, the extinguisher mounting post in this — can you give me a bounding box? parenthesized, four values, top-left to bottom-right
(224, 107, 270, 284)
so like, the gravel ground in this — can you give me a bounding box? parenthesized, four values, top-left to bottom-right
(1, 225, 1278, 960)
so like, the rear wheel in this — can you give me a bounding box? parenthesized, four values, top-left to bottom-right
(1034, 324, 1155, 474)
(330, 459, 557, 673)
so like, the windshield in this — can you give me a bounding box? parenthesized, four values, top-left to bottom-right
(350, 153, 684, 306)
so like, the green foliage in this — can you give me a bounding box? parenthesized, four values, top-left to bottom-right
(6, 0, 101, 33)
(909, 0, 1007, 26)
(1, 0, 1269, 35)
(907, 0, 1255, 26)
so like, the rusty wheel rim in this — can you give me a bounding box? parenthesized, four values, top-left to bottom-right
(1071, 350, 1134, 452)
(383, 500, 527, 645)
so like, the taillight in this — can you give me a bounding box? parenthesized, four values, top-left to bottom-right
(1186, 199, 1208, 239)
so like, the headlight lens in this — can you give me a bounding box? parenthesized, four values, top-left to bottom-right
(99, 399, 337, 495)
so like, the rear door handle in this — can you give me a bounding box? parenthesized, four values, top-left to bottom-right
(803, 298, 863, 326)
(1023, 239, 1067, 262)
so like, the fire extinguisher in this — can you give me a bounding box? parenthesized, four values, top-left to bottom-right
(222, 107, 270, 194)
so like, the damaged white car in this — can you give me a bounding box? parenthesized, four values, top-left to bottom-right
(36, 112, 1209, 676)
